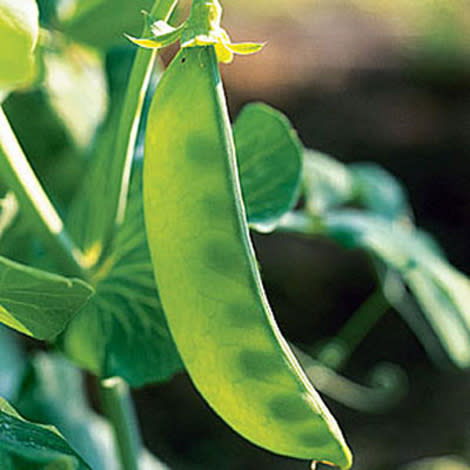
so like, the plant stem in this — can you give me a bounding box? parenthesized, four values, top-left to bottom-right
(0, 106, 86, 278)
(101, 0, 178, 251)
(317, 289, 390, 371)
(100, 377, 142, 470)
(277, 211, 326, 237)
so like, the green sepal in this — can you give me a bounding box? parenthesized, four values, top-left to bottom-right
(125, 21, 184, 50)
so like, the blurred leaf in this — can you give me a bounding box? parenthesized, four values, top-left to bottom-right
(0, 256, 93, 340)
(0, 396, 90, 469)
(350, 163, 412, 222)
(233, 103, 303, 231)
(0, 192, 18, 241)
(302, 152, 412, 222)
(43, 41, 107, 149)
(0, 451, 13, 469)
(60, 168, 183, 386)
(325, 211, 470, 368)
(0, 0, 38, 93)
(400, 456, 470, 470)
(59, 0, 154, 50)
(0, 326, 24, 401)
(16, 353, 119, 470)
(302, 150, 354, 216)
(15, 353, 170, 470)
(140, 451, 170, 470)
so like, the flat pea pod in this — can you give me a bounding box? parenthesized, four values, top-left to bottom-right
(143, 45, 352, 468)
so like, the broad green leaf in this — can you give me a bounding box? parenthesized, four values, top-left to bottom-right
(325, 211, 470, 368)
(0, 256, 93, 340)
(60, 168, 183, 386)
(43, 41, 107, 149)
(59, 0, 155, 50)
(0, 397, 90, 469)
(0, 0, 38, 92)
(350, 163, 412, 221)
(234, 103, 303, 230)
(302, 150, 354, 216)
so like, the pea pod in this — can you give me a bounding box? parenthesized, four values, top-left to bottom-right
(142, 1, 352, 467)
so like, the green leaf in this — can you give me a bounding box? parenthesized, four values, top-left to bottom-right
(0, 256, 93, 340)
(60, 168, 183, 386)
(234, 103, 303, 230)
(302, 150, 354, 216)
(350, 163, 412, 222)
(302, 152, 412, 222)
(59, 0, 155, 50)
(0, 0, 38, 93)
(0, 396, 91, 469)
(325, 211, 470, 368)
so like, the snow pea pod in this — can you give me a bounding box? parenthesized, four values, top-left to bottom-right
(142, 2, 352, 468)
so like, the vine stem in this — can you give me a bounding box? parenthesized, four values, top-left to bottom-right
(317, 289, 390, 371)
(0, 106, 86, 278)
(277, 211, 326, 237)
(101, 0, 178, 251)
(99, 378, 142, 470)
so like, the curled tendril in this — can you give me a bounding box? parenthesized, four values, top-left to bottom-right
(126, 0, 265, 64)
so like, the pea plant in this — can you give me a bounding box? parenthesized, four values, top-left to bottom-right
(1, 0, 469, 469)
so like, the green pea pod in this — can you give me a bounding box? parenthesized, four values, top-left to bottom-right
(143, 45, 352, 468)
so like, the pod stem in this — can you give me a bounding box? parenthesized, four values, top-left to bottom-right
(0, 106, 86, 278)
(317, 288, 390, 371)
(99, 377, 142, 470)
